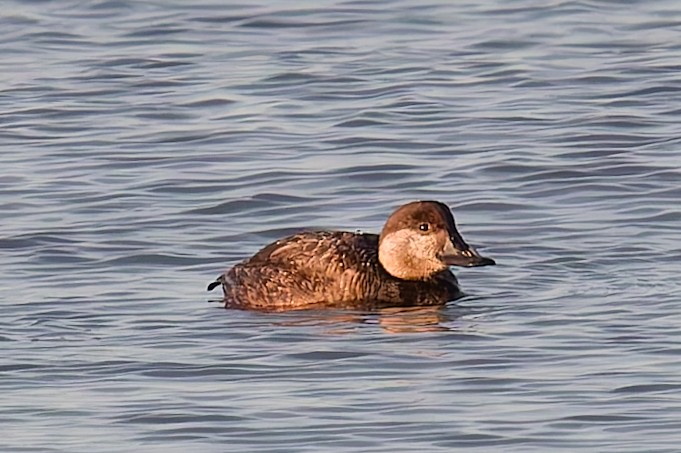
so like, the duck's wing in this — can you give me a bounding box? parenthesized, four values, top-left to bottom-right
(225, 231, 380, 309)
(245, 231, 376, 268)
(206, 232, 346, 293)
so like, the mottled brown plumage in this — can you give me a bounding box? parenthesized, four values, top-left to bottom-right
(208, 200, 495, 311)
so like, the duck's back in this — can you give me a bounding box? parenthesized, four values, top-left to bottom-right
(224, 231, 382, 310)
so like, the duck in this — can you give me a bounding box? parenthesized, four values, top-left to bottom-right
(207, 200, 495, 311)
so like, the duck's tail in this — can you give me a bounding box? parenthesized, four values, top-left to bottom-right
(207, 274, 224, 292)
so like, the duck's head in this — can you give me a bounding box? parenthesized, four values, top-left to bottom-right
(378, 200, 495, 280)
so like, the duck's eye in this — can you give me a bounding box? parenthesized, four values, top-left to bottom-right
(419, 223, 430, 232)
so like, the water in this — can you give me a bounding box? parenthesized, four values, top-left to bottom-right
(2, 0, 681, 451)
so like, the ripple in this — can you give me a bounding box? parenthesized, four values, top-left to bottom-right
(2, 0, 681, 452)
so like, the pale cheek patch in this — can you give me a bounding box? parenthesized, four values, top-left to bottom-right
(379, 229, 446, 280)
(410, 234, 440, 261)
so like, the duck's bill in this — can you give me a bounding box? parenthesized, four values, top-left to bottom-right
(443, 249, 496, 267)
(441, 237, 496, 267)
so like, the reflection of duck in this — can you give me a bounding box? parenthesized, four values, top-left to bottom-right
(368, 306, 455, 333)
(277, 306, 465, 334)
(208, 200, 495, 311)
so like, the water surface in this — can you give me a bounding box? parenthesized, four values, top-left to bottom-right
(2, 0, 681, 451)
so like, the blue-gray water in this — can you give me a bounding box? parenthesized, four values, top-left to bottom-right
(2, 0, 681, 451)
